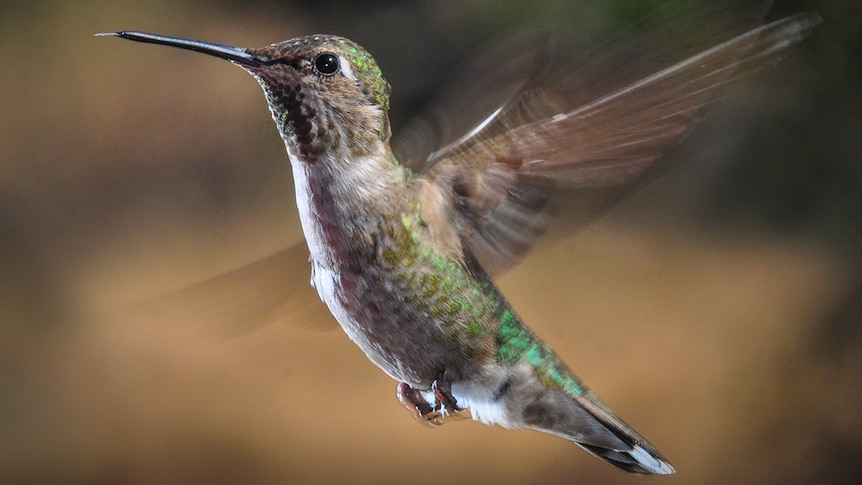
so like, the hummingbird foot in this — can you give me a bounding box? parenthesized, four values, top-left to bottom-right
(432, 375, 467, 417)
(396, 374, 467, 427)
(397, 382, 438, 425)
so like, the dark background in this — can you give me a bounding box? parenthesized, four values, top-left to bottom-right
(1, 0, 860, 483)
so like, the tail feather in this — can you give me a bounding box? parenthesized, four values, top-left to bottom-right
(517, 381, 675, 475)
(572, 389, 675, 474)
(579, 441, 675, 475)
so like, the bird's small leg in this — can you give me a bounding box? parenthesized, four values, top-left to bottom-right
(397, 383, 433, 422)
(397, 371, 467, 427)
(397, 382, 443, 426)
(431, 374, 463, 416)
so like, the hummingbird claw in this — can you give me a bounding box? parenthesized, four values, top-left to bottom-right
(397, 382, 441, 426)
(431, 375, 463, 415)
(396, 376, 467, 427)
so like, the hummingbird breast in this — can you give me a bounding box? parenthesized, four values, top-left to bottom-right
(292, 158, 504, 388)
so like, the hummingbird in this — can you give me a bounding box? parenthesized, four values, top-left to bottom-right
(99, 2, 819, 475)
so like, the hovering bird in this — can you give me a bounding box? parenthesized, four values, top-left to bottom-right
(101, 1, 819, 474)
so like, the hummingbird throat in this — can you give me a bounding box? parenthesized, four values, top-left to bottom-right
(252, 72, 329, 164)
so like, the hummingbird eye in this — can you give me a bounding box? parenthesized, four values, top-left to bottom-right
(313, 53, 340, 76)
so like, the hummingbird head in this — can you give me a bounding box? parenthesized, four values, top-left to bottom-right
(100, 32, 392, 164)
(245, 35, 392, 164)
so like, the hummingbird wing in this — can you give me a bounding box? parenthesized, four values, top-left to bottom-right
(409, 5, 820, 275)
(117, 242, 334, 336)
(391, 29, 554, 174)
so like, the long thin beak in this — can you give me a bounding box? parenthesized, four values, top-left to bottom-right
(96, 31, 269, 67)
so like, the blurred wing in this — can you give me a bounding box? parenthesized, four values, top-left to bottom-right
(420, 9, 820, 275)
(391, 30, 554, 173)
(119, 242, 333, 337)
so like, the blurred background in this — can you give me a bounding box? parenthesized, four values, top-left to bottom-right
(1, 0, 860, 483)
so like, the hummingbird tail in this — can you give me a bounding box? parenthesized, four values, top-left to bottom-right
(570, 388, 674, 474)
(518, 382, 674, 474)
(576, 439, 674, 475)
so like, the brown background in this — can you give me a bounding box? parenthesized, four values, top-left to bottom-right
(1, 1, 860, 483)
